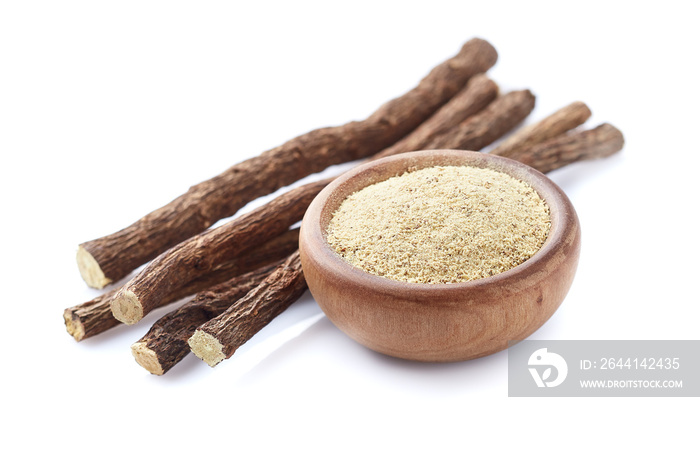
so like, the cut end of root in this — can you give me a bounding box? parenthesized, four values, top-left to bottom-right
(77, 246, 112, 289)
(131, 342, 164, 375)
(110, 290, 144, 325)
(63, 309, 85, 342)
(188, 330, 226, 367)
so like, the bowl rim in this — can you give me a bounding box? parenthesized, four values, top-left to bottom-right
(301, 149, 578, 303)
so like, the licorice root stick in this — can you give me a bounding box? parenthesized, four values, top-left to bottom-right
(419, 90, 535, 153)
(188, 252, 307, 367)
(509, 123, 624, 173)
(490, 101, 592, 158)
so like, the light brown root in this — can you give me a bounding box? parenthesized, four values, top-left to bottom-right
(63, 309, 85, 342)
(76, 246, 111, 289)
(110, 290, 143, 325)
(188, 330, 226, 367)
(131, 342, 165, 375)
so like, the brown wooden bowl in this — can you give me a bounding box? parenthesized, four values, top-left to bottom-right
(299, 150, 580, 362)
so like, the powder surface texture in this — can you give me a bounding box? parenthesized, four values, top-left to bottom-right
(326, 165, 551, 284)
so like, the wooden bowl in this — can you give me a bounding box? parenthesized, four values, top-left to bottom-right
(299, 150, 580, 362)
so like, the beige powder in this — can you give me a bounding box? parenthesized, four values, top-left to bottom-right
(326, 165, 551, 284)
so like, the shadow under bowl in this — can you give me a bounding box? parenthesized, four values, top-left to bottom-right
(299, 150, 580, 362)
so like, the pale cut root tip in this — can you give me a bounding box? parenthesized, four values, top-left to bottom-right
(188, 330, 226, 368)
(131, 342, 164, 375)
(76, 246, 112, 289)
(110, 290, 144, 325)
(63, 309, 85, 342)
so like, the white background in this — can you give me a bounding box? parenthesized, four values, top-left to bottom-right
(1, 1, 697, 453)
